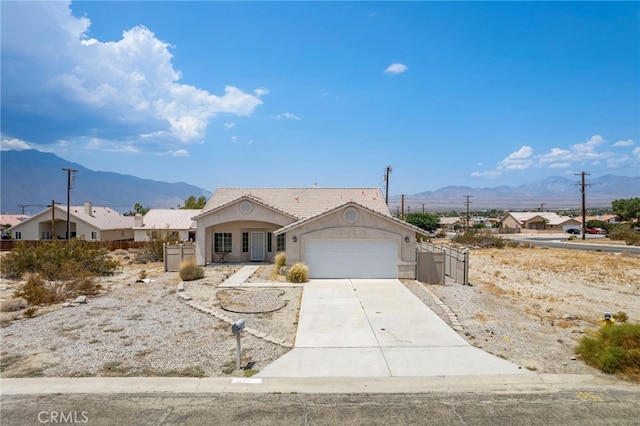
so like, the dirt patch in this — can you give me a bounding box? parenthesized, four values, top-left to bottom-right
(424, 246, 640, 378)
(217, 289, 287, 314)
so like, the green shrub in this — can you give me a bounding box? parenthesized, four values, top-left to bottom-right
(608, 224, 640, 246)
(575, 323, 640, 379)
(0, 240, 119, 279)
(287, 262, 308, 283)
(179, 261, 204, 281)
(452, 230, 510, 248)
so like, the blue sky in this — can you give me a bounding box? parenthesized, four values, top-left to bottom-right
(1, 1, 638, 196)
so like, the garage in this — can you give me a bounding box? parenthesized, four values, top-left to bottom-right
(304, 239, 398, 279)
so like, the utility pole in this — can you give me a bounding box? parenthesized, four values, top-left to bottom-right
(401, 194, 405, 220)
(383, 166, 392, 205)
(62, 168, 77, 241)
(51, 199, 55, 240)
(540, 203, 545, 212)
(464, 195, 472, 232)
(575, 172, 590, 240)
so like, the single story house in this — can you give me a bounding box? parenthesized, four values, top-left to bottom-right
(573, 214, 619, 225)
(439, 217, 463, 230)
(193, 187, 427, 279)
(133, 209, 200, 242)
(8, 202, 134, 241)
(499, 212, 580, 231)
(1, 214, 30, 228)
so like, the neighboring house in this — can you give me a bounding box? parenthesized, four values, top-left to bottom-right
(439, 217, 463, 230)
(193, 188, 427, 279)
(8, 202, 134, 241)
(499, 212, 580, 231)
(133, 209, 200, 242)
(574, 215, 619, 224)
(0, 214, 29, 228)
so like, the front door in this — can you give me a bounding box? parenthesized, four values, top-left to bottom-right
(251, 232, 265, 261)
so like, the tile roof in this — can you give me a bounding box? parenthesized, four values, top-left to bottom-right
(134, 209, 200, 229)
(0, 214, 29, 227)
(61, 204, 134, 230)
(505, 212, 575, 226)
(201, 188, 390, 219)
(274, 201, 428, 236)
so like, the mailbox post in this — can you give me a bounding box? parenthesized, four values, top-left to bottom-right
(231, 319, 245, 371)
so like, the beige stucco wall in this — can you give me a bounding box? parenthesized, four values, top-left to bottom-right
(283, 206, 418, 279)
(195, 200, 295, 265)
(134, 229, 191, 242)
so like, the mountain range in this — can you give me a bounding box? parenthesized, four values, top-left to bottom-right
(390, 175, 639, 212)
(1, 150, 211, 215)
(1, 149, 637, 215)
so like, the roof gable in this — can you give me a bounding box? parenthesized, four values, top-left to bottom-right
(274, 201, 428, 236)
(201, 188, 389, 220)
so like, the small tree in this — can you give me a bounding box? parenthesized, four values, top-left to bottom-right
(404, 212, 440, 233)
(182, 195, 207, 209)
(612, 198, 640, 222)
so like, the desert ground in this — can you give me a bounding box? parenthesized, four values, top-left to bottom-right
(1, 245, 639, 381)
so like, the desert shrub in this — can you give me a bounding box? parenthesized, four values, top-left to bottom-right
(608, 224, 640, 246)
(179, 261, 204, 281)
(287, 262, 308, 283)
(13, 272, 99, 306)
(0, 298, 27, 312)
(0, 240, 119, 279)
(274, 252, 286, 271)
(23, 307, 38, 318)
(134, 229, 180, 263)
(575, 323, 640, 379)
(452, 230, 509, 249)
(14, 274, 64, 305)
(614, 311, 629, 323)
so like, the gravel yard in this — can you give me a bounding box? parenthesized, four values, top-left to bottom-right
(1, 245, 638, 382)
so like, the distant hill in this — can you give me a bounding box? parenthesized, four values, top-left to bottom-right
(0, 150, 211, 214)
(390, 175, 640, 212)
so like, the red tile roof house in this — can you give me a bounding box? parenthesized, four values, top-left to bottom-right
(193, 188, 427, 279)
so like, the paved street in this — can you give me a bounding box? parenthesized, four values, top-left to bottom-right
(3, 387, 639, 425)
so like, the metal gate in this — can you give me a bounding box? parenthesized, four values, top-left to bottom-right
(416, 242, 469, 285)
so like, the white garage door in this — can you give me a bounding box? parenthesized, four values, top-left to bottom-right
(304, 240, 397, 279)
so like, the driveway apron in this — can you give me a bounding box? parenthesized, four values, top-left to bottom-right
(258, 279, 531, 378)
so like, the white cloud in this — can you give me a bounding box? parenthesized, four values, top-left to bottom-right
(0, 1, 265, 153)
(470, 170, 502, 178)
(632, 147, 640, 159)
(1, 137, 31, 151)
(254, 87, 269, 97)
(497, 146, 534, 170)
(231, 136, 238, 143)
(224, 122, 236, 129)
(275, 112, 301, 120)
(548, 162, 571, 169)
(613, 139, 634, 147)
(172, 149, 190, 157)
(384, 63, 408, 74)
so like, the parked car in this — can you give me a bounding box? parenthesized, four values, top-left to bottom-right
(565, 228, 581, 235)
(586, 227, 606, 235)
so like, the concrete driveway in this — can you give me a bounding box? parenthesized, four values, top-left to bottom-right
(258, 279, 531, 378)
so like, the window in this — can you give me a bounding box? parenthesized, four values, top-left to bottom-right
(91, 231, 98, 240)
(267, 232, 272, 252)
(242, 232, 249, 253)
(14, 232, 21, 240)
(41, 231, 51, 240)
(276, 233, 286, 252)
(214, 232, 232, 253)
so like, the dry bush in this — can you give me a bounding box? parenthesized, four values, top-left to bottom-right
(0, 298, 27, 312)
(287, 262, 308, 283)
(179, 260, 204, 281)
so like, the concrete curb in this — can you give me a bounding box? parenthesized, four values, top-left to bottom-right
(418, 281, 464, 331)
(176, 277, 294, 348)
